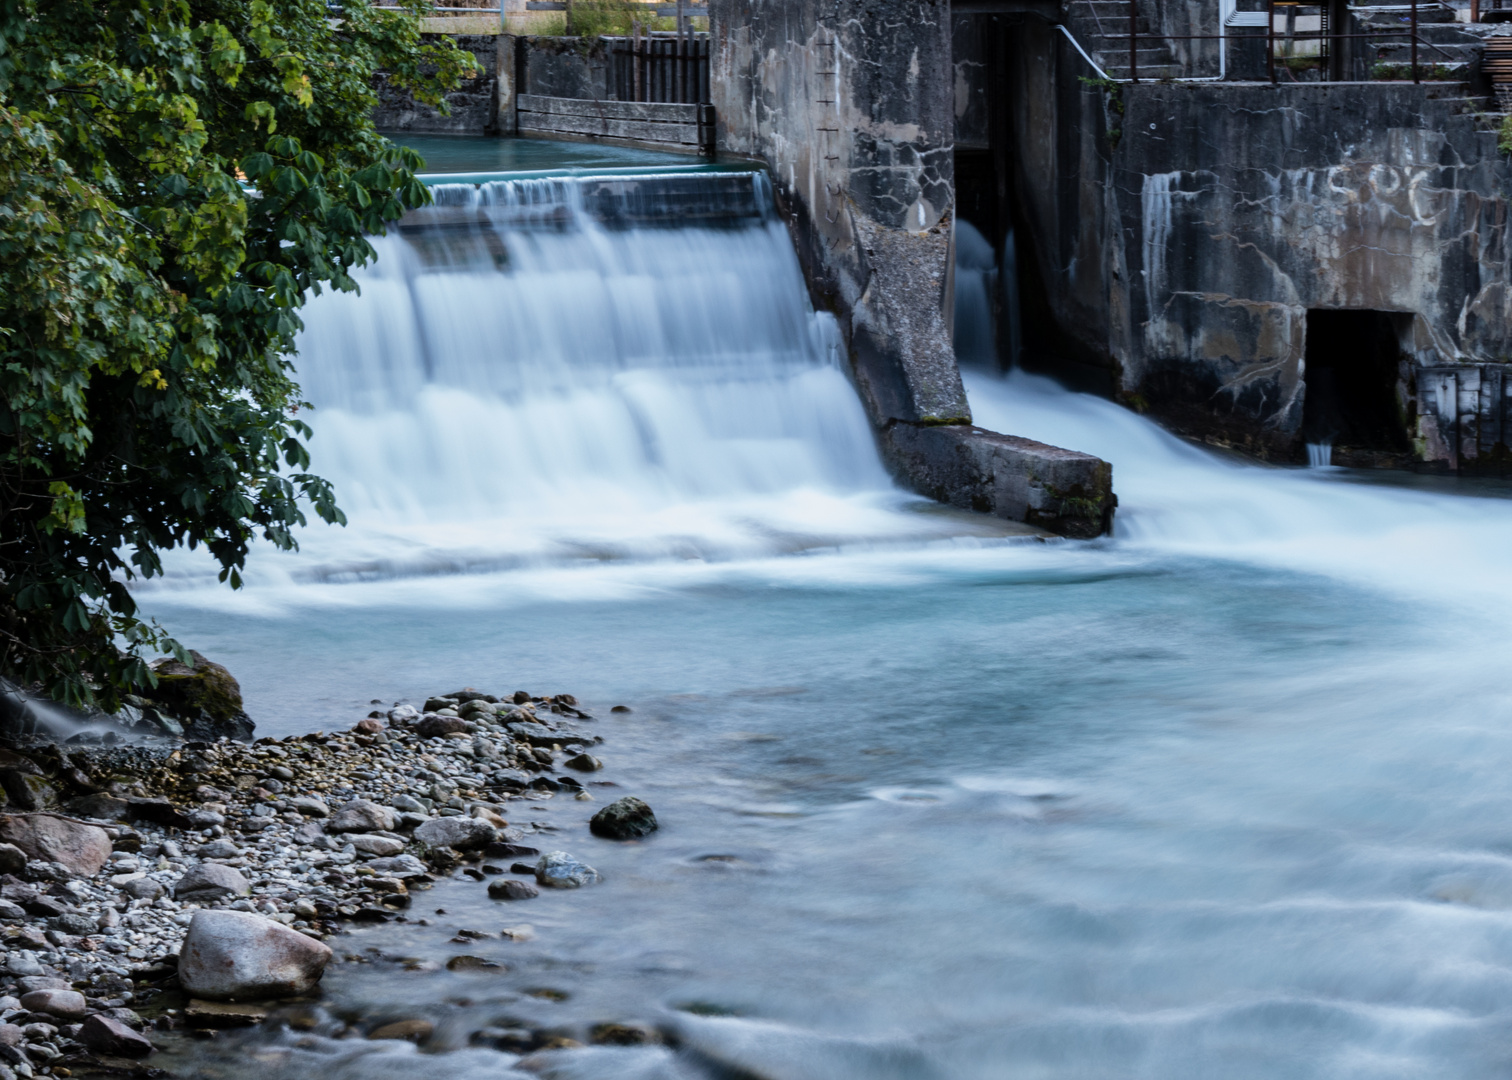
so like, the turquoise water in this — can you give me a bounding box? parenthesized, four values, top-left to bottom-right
(145, 154, 1512, 1079)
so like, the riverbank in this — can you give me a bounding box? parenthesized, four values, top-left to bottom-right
(0, 687, 654, 1077)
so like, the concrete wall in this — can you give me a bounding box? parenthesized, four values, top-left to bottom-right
(704, 0, 1114, 534)
(956, 15, 1512, 469)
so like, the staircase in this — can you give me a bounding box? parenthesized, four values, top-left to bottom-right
(1357, 5, 1484, 80)
(1069, 0, 1183, 80)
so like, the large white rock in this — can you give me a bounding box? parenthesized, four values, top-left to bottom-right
(178, 910, 332, 1001)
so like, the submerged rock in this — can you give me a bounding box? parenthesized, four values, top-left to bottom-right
(178, 910, 333, 1000)
(589, 797, 658, 840)
(535, 851, 600, 889)
(488, 878, 540, 900)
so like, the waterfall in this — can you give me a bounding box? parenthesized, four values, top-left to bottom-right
(277, 170, 923, 584)
(952, 220, 1021, 370)
(1306, 441, 1334, 468)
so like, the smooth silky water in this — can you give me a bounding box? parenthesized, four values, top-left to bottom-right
(141, 154, 1512, 1079)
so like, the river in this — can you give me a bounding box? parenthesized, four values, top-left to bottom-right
(140, 139, 1512, 1080)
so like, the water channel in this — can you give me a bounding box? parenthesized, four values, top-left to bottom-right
(143, 138, 1512, 1079)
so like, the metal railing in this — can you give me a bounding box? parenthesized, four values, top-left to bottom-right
(1093, 0, 1455, 83)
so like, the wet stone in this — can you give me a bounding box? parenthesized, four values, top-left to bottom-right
(369, 1018, 434, 1042)
(488, 879, 540, 901)
(535, 851, 600, 889)
(589, 796, 658, 840)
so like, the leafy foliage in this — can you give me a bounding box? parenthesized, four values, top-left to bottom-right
(0, 0, 475, 704)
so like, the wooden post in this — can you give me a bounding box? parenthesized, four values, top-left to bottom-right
(633, 22, 642, 102)
(1411, 0, 1419, 82)
(1267, 0, 1276, 82)
(1129, 0, 1138, 82)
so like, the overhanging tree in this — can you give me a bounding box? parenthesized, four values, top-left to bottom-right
(0, 0, 475, 704)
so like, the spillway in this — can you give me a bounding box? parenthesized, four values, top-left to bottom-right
(277, 169, 965, 584)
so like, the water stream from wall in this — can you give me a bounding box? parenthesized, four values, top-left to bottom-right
(146, 152, 1512, 1080)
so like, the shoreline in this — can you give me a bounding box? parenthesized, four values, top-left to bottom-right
(0, 688, 647, 1077)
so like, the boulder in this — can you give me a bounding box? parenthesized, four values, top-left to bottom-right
(174, 863, 251, 902)
(325, 799, 395, 834)
(347, 834, 404, 857)
(0, 814, 111, 876)
(534, 851, 600, 889)
(144, 651, 255, 741)
(487, 879, 539, 901)
(589, 797, 658, 840)
(79, 1014, 154, 1057)
(18, 989, 86, 1020)
(0, 844, 24, 875)
(66, 794, 129, 822)
(415, 715, 468, 739)
(413, 816, 495, 851)
(178, 910, 332, 1001)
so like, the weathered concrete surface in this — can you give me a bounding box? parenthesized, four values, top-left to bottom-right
(966, 23, 1512, 469)
(374, 34, 503, 134)
(1117, 83, 1512, 464)
(881, 423, 1116, 538)
(706, 0, 1113, 535)
(708, 0, 967, 426)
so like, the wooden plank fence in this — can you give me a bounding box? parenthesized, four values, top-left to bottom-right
(516, 95, 714, 153)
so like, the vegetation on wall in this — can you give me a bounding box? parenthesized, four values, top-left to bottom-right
(0, 0, 475, 706)
(567, 0, 677, 36)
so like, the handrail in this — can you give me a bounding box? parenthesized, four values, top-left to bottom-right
(1056, 23, 1115, 80)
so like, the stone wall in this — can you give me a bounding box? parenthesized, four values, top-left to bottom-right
(373, 34, 504, 134)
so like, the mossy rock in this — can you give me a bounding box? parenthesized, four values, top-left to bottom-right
(144, 652, 255, 741)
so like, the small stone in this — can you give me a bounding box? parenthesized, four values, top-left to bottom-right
(388, 705, 420, 724)
(325, 800, 395, 834)
(368, 1018, 433, 1042)
(17, 990, 86, 1021)
(197, 839, 242, 859)
(610, 705, 632, 713)
(120, 877, 165, 901)
(346, 834, 404, 857)
(52, 912, 95, 936)
(422, 697, 457, 713)
(0, 900, 25, 920)
(444, 955, 501, 972)
(366, 854, 429, 878)
(390, 794, 427, 813)
(534, 851, 600, 889)
(0, 844, 26, 874)
(415, 716, 468, 740)
(487, 879, 539, 901)
(589, 797, 658, 840)
(78, 1014, 154, 1057)
(13, 978, 67, 995)
(354, 717, 385, 735)
(0, 1025, 18, 1047)
(591, 1022, 662, 1046)
(564, 753, 602, 772)
(174, 863, 251, 902)
(5, 953, 43, 977)
(179, 910, 333, 1001)
(413, 816, 495, 851)
(288, 797, 329, 818)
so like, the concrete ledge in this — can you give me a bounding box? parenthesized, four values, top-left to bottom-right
(880, 423, 1115, 539)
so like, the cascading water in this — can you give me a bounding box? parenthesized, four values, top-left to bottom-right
(247, 169, 972, 587)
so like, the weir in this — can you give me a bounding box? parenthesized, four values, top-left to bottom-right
(292, 168, 1114, 558)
